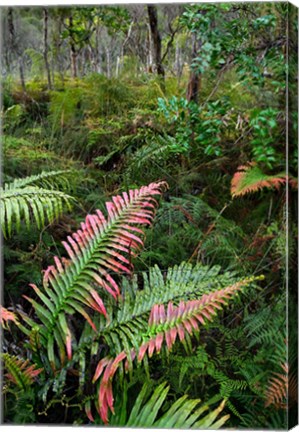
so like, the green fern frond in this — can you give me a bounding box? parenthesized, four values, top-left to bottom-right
(121, 382, 229, 429)
(3, 353, 43, 391)
(3, 169, 72, 191)
(127, 134, 180, 174)
(141, 195, 246, 269)
(0, 186, 74, 238)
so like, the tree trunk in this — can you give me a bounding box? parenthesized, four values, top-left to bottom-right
(69, 15, 78, 78)
(147, 5, 165, 83)
(187, 33, 201, 103)
(19, 57, 26, 92)
(94, 24, 102, 74)
(8, 8, 26, 92)
(106, 47, 111, 78)
(54, 13, 65, 85)
(115, 55, 121, 78)
(175, 40, 182, 79)
(147, 23, 153, 72)
(43, 8, 52, 89)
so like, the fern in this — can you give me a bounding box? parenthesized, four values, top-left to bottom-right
(4, 181, 264, 425)
(140, 195, 246, 269)
(3, 354, 43, 391)
(1, 169, 75, 238)
(19, 181, 168, 368)
(0, 306, 18, 327)
(127, 134, 182, 173)
(231, 163, 298, 197)
(264, 362, 288, 409)
(92, 277, 258, 422)
(75, 262, 246, 366)
(1, 186, 74, 238)
(107, 381, 230, 429)
(3, 169, 72, 191)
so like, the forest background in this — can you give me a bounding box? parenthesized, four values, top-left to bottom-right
(1, 1, 298, 429)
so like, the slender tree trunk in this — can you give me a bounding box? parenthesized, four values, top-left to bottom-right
(187, 33, 201, 103)
(175, 40, 183, 79)
(106, 47, 111, 78)
(19, 58, 26, 91)
(54, 14, 65, 85)
(3, 28, 10, 73)
(69, 15, 78, 78)
(70, 45, 78, 78)
(43, 8, 52, 89)
(147, 5, 165, 83)
(119, 20, 134, 75)
(147, 23, 153, 72)
(115, 55, 121, 77)
(95, 24, 102, 74)
(8, 8, 26, 92)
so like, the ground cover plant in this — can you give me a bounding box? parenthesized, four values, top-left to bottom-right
(1, 2, 298, 429)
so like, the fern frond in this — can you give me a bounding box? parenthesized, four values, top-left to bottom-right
(93, 277, 256, 423)
(127, 134, 180, 173)
(0, 186, 74, 238)
(0, 305, 18, 327)
(115, 382, 229, 429)
(3, 353, 43, 391)
(21, 181, 168, 368)
(88, 263, 243, 364)
(136, 278, 250, 360)
(231, 163, 297, 197)
(140, 195, 246, 269)
(264, 362, 288, 408)
(3, 169, 72, 191)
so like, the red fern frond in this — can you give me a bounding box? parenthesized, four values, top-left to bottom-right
(265, 362, 298, 409)
(265, 362, 288, 408)
(231, 163, 296, 197)
(92, 278, 254, 423)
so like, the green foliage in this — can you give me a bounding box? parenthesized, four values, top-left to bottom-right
(98, 262, 248, 362)
(1, 170, 75, 238)
(2, 182, 264, 426)
(113, 381, 229, 429)
(139, 195, 246, 270)
(249, 108, 281, 169)
(2, 104, 26, 132)
(19, 182, 167, 369)
(3, 135, 81, 179)
(158, 96, 234, 158)
(2, 3, 296, 428)
(25, 48, 45, 78)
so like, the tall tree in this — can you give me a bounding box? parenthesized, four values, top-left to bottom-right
(43, 8, 52, 89)
(7, 8, 26, 92)
(186, 32, 201, 103)
(147, 5, 165, 83)
(68, 14, 78, 78)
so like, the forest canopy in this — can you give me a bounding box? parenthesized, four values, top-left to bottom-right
(1, 2, 298, 429)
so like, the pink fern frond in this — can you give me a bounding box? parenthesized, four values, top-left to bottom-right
(22, 181, 168, 366)
(0, 306, 18, 327)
